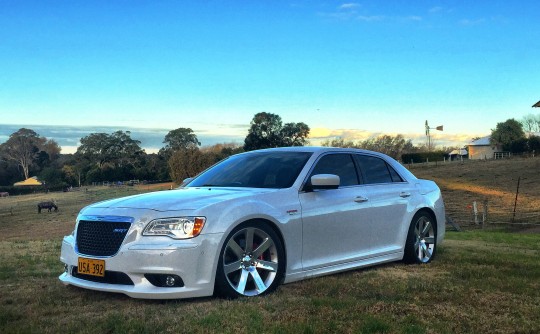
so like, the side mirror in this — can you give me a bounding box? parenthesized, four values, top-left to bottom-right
(310, 174, 340, 190)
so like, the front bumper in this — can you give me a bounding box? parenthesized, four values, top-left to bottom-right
(59, 233, 223, 299)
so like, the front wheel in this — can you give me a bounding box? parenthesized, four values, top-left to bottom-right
(404, 211, 437, 264)
(215, 222, 284, 298)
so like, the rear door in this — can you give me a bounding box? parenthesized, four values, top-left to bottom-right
(353, 154, 414, 252)
(299, 153, 373, 270)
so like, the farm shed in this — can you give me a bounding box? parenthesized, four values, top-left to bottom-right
(13, 177, 43, 186)
(449, 148, 468, 160)
(467, 136, 502, 160)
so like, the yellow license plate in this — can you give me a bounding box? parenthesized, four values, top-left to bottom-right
(77, 257, 105, 277)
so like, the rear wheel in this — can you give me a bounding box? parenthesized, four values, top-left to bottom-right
(215, 222, 284, 298)
(404, 211, 436, 264)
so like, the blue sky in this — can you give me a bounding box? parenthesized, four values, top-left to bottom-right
(1, 0, 539, 153)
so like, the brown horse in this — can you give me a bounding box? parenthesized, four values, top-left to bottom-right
(38, 201, 58, 213)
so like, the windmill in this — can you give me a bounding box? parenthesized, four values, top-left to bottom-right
(425, 120, 443, 151)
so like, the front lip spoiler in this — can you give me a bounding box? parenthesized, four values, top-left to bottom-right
(58, 273, 213, 300)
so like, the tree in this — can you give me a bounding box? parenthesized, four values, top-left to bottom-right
(358, 134, 410, 160)
(0, 128, 42, 180)
(491, 119, 526, 151)
(520, 114, 540, 133)
(160, 128, 200, 157)
(77, 131, 143, 169)
(281, 122, 310, 146)
(168, 148, 213, 183)
(528, 136, 540, 153)
(321, 134, 415, 159)
(75, 130, 145, 182)
(243, 112, 310, 151)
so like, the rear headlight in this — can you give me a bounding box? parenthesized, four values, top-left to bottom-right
(143, 217, 206, 239)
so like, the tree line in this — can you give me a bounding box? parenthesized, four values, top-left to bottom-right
(1, 113, 538, 189)
(0, 112, 310, 188)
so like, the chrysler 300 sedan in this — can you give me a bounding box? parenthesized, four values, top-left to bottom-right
(59, 147, 445, 299)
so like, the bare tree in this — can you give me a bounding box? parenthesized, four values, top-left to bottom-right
(520, 114, 540, 133)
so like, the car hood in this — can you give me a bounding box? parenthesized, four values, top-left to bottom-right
(88, 187, 276, 212)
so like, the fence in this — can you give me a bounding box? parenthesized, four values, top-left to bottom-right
(407, 156, 540, 231)
(444, 198, 540, 231)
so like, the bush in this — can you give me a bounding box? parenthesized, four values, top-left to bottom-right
(401, 151, 447, 163)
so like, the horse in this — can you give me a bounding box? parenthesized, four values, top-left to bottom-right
(38, 201, 58, 213)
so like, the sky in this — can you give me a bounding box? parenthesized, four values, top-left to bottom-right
(1, 0, 539, 153)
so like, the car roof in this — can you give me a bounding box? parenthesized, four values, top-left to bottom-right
(246, 146, 387, 157)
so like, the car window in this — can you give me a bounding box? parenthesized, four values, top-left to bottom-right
(355, 155, 401, 184)
(309, 154, 359, 187)
(188, 152, 312, 188)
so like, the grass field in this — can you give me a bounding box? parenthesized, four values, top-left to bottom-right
(0, 159, 539, 333)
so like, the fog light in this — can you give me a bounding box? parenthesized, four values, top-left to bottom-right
(166, 276, 176, 287)
(144, 274, 184, 287)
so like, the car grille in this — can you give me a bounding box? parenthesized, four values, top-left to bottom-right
(72, 268, 134, 285)
(76, 220, 131, 256)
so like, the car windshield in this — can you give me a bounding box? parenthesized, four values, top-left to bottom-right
(188, 151, 313, 189)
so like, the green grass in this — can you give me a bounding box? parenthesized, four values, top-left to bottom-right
(0, 230, 538, 333)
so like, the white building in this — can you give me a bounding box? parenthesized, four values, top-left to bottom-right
(467, 136, 503, 160)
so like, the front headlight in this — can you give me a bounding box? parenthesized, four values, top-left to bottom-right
(143, 217, 206, 239)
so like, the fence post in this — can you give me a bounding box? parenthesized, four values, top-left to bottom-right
(473, 201, 478, 225)
(512, 177, 521, 223)
(482, 199, 488, 229)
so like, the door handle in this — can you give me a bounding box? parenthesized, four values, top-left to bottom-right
(400, 192, 411, 198)
(354, 196, 369, 203)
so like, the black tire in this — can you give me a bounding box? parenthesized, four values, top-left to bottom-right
(404, 211, 437, 264)
(215, 221, 285, 298)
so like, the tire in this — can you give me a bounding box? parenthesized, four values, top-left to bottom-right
(404, 211, 437, 264)
(215, 222, 285, 298)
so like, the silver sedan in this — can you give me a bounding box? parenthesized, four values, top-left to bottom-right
(59, 147, 445, 299)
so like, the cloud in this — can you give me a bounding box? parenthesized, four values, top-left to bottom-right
(309, 127, 485, 148)
(429, 6, 443, 13)
(459, 18, 487, 26)
(0, 124, 246, 153)
(339, 3, 360, 10)
(404, 15, 422, 22)
(357, 15, 385, 22)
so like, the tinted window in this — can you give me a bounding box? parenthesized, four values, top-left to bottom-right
(355, 155, 396, 184)
(310, 154, 359, 187)
(388, 165, 403, 182)
(189, 152, 312, 189)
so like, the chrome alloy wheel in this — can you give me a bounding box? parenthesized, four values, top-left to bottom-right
(414, 215, 436, 263)
(222, 227, 279, 296)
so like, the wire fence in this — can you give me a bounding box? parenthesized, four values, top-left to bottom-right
(407, 156, 540, 231)
(444, 198, 540, 231)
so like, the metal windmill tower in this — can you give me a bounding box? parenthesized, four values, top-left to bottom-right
(425, 120, 443, 151)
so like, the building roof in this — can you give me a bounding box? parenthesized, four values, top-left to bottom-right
(449, 149, 468, 155)
(13, 177, 43, 187)
(533, 100, 540, 108)
(468, 136, 491, 146)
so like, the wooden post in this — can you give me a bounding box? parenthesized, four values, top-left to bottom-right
(473, 201, 478, 225)
(512, 177, 521, 223)
(482, 199, 488, 229)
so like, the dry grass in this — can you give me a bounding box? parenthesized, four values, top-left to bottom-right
(411, 157, 540, 226)
(0, 183, 174, 241)
(0, 164, 539, 333)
